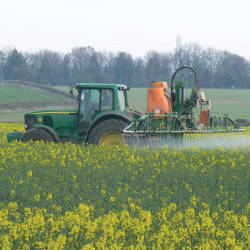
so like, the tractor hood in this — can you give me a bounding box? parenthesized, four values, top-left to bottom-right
(24, 108, 77, 131)
(25, 108, 77, 116)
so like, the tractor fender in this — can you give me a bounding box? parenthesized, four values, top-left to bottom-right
(33, 124, 60, 142)
(86, 112, 132, 141)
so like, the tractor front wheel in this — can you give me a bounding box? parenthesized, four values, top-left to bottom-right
(21, 128, 54, 142)
(88, 119, 127, 146)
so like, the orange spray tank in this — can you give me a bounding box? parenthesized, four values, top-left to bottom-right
(147, 81, 172, 116)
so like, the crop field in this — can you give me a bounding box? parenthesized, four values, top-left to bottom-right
(0, 122, 249, 249)
(0, 83, 71, 122)
(0, 85, 58, 103)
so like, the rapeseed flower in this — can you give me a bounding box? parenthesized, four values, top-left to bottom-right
(0, 122, 249, 248)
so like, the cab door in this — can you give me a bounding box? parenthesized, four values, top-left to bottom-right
(78, 88, 101, 134)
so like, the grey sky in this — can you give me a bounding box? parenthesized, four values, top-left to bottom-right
(1, 0, 249, 59)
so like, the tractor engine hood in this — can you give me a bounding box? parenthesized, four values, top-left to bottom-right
(24, 109, 77, 130)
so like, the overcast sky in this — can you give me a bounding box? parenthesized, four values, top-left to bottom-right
(1, 0, 249, 59)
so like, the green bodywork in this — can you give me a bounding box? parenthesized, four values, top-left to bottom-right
(6, 130, 24, 143)
(7, 83, 139, 143)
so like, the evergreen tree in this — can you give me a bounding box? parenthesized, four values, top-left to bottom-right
(4, 49, 27, 80)
(0, 50, 6, 81)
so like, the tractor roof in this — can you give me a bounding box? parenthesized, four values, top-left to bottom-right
(75, 83, 128, 89)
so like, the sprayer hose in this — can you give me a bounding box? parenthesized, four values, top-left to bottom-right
(170, 66, 199, 95)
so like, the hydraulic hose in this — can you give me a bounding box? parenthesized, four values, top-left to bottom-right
(170, 66, 199, 97)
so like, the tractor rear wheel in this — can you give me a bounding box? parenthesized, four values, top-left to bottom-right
(21, 128, 54, 142)
(88, 119, 127, 146)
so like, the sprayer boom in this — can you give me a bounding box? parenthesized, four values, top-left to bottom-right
(123, 66, 244, 147)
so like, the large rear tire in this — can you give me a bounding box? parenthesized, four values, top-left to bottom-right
(88, 119, 127, 146)
(21, 128, 55, 142)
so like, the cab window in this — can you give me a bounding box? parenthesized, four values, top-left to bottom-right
(80, 88, 100, 113)
(79, 88, 101, 132)
(101, 89, 113, 111)
(118, 89, 125, 111)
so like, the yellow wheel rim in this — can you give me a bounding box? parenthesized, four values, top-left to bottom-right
(99, 131, 125, 146)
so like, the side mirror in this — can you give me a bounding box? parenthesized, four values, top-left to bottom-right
(69, 87, 73, 97)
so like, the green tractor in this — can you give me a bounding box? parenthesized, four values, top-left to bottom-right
(7, 66, 243, 146)
(8, 83, 140, 145)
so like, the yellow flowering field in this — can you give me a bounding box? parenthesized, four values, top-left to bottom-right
(0, 122, 249, 249)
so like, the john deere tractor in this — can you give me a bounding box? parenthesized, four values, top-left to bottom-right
(8, 83, 140, 145)
(7, 66, 243, 146)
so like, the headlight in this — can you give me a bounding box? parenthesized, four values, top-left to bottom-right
(24, 115, 38, 130)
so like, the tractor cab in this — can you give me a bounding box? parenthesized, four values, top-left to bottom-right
(75, 83, 133, 141)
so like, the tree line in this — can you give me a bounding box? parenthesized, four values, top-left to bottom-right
(0, 43, 250, 88)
